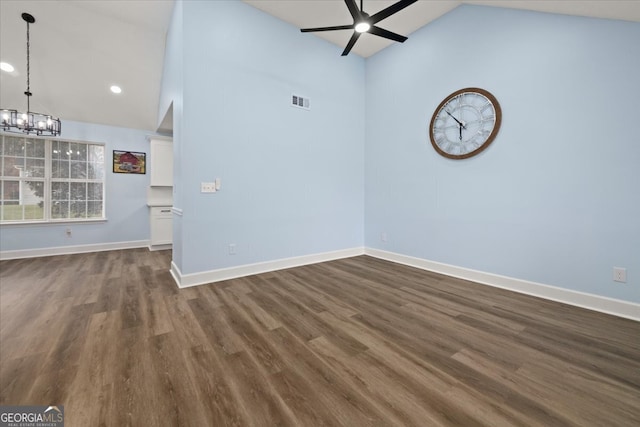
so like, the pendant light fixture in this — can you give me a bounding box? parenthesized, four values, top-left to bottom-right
(1, 13, 61, 136)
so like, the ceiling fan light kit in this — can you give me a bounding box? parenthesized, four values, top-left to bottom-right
(1, 13, 61, 137)
(300, 0, 418, 56)
(355, 22, 371, 33)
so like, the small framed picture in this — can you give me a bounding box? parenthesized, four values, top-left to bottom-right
(113, 150, 146, 174)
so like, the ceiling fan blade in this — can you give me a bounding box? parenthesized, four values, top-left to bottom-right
(344, 0, 361, 20)
(301, 25, 354, 33)
(370, 0, 418, 24)
(368, 25, 408, 43)
(341, 32, 361, 56)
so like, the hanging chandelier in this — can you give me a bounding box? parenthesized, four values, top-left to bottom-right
(1, 13, 61, 136)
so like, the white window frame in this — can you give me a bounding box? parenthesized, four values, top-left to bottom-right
(0, 133, 106, 224)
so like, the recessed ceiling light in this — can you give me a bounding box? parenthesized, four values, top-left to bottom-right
(0, 62, 15, 72)
(110, 85, 122, 94)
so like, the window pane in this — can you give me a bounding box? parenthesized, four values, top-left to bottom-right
(51, 201, 69, 219)
(88, 162, 104, 179)
(2, 180, 19, 200)
(0, 181, 44, 221)
(23, 180, 44, 201)
(70, 143, 88, 161)
(70, 161, 87, 179)
(88, 145, 104, 163)
(87, 183, 103, 200)
(2, 136, 24, 156)
(25, 138, 45, 158)
(88, 146, 105, 179)
(1, 201, 21, 221)
(51, 141, 68, 160)
(26, 158, 45, 178)
(22, 181, 44, 219)
(2, 156, 24, 177)
(87, 201, 103, 218)
(70, 201, 86, 218)
(70, 182, 86, 200)
(52, 181, 70, 200)
(52, 159, 69, 178)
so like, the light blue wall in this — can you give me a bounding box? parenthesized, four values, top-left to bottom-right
(173, 0, 365, 274)
(0, 120, 153, 251)
(6, 2, 637, 306)
(365, 5, 640, 302)
(158, 0, 184, 271)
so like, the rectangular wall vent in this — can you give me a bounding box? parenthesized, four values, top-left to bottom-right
(291, 94, 310, 110)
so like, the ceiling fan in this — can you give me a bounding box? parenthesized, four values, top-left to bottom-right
(300, 0, 418, 56)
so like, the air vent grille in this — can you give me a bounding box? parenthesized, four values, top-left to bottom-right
(291, 94, 310, 110)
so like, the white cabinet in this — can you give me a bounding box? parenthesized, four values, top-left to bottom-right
(150, 138, 173, 187)
(148, 136, 173, 250)
(150, 207, 172, 247)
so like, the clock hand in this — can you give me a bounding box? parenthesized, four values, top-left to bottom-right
(445, 109, 467, 131)
(445, 110, 463, 127)
(444, 109, 466, 140)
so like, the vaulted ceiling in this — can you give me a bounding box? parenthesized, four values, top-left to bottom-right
(0, 0, 174, 132)
(1, 1, 638, 132)
(246, 0, 640, 58)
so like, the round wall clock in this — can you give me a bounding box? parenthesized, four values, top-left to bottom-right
(429, 87, 502, 159)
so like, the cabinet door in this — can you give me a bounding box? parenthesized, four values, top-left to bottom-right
(150, 208, 172, 245)
(150, 139, 173, 186)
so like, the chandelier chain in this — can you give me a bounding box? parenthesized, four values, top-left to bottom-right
(25, 17, 31, 111)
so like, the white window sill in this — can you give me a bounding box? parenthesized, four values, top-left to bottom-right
(0, 218, 108, 227)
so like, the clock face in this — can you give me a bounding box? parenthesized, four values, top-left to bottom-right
(429, 88, 501, 159)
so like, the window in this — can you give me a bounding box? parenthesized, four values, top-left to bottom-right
(0, 134, 105, 223)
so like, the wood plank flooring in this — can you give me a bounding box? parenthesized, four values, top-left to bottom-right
(1, 249, 639, 426)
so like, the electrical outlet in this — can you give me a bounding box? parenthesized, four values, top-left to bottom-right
(201, 182, 216, 193)
(229, 244, 236, 255)
(381, 232, 387, 242)
(65, 227, 72, 237)
(613, 267, 627, 283)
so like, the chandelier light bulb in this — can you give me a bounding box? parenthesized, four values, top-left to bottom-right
(355, 22, 370, 33)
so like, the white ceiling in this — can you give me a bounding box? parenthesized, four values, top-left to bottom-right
(1, 1, 638, 132)
(0, 0, 174, 132)
(245, 0, 640, 58)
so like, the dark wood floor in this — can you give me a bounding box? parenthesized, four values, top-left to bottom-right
(1, 249, 639, 426)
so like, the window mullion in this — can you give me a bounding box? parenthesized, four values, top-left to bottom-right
(45, 138, 51, 221)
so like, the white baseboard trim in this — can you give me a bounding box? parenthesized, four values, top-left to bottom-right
(170, 260, 182, 287)
(148, 243, 172, 252)
(42, 242, 628, 321)
(171, 247, 365, 289)
(365, 248, 639, 322)
(0, 240, 150, 260)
